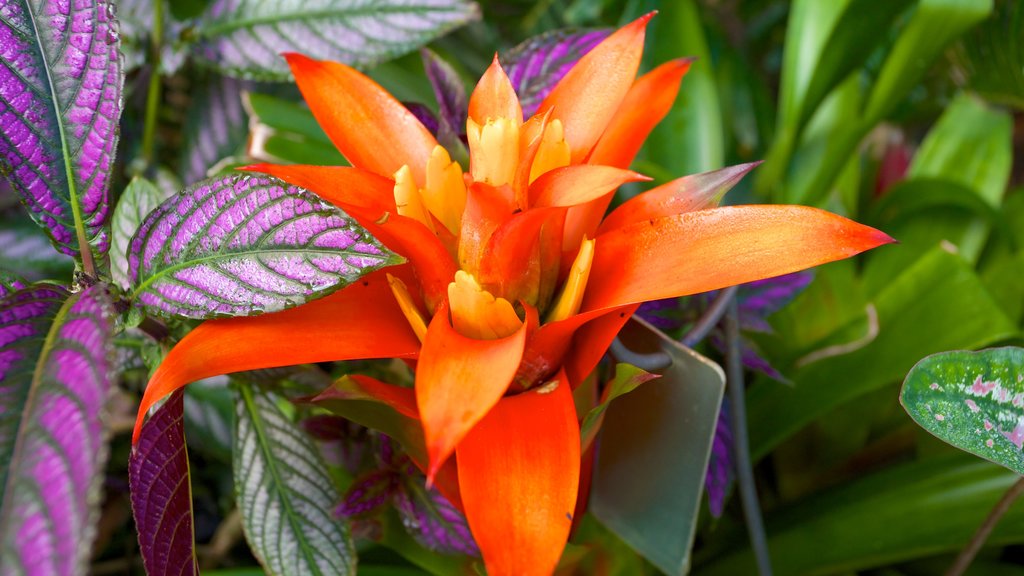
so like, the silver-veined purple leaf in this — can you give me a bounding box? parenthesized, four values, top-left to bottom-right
(503, 28, 610, 118)
(0, 271, 26, 298)
(127, 174, 401, 320)
(0, 0, 123, 265)
(0, 284, 114, 576)
(901, 347, 1024, 474)
(130, 389, 198, 576)
(110, 177, 171, 289)
(194, 0, 480, 81)
(421, 48, 467, 153)
(0, 213, 74, 280)
(234, 384, 355, 575)
(394, 481, 478, 557)
(179, 75, 250, 185)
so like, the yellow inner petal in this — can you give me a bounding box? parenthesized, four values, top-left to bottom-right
(422, 145, 467, 236)
(546, 237, 595, 323)
(448, 270, 521, 340)
(529, 119, 571, 184)
(393, 165, 435, 233)
(467, 117, 520, 188)
(387, 273, 428, 343)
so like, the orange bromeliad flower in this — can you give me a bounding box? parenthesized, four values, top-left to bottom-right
(133, 14, 893, 575)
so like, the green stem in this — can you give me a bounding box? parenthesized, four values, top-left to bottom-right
(140, 0, 165, 172)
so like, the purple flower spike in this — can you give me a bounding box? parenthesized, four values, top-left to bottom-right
(0, 284, 114, 575)
(0, 0, 123, 262)
(503, 28, 611, 118)
(127, 174, 402, 320)
(130, 390, 199, 576)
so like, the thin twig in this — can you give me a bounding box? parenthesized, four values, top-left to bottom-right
(946, 476, 1024, 576)
(682, 285, 739, 347)
(725, 297, 773, 576)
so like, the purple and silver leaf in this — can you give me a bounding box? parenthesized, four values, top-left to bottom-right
(337, 470, 399, 518)
(421, 48, 467, 150)
(502, 28, 610, 118)
(0, 271, 26, 298)
(394, 482, 479, 557)
(127, 174, 401, 320)
(130, 390, 198, 576)
(195, 0, 480, 81)
(110, 177, 171, 289)
(0, 284, 114, 576)
(179, 75, 250, 185)
(0, 0, 123, 264)
(234, 384, 355, 574)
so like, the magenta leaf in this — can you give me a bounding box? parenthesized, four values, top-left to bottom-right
(421, 48, 467, 151)
(0, 271, 26, 298)
(393, 482, 479, 557)
(130, 390, 198, 576)
(126, 174, 402, 319)
(0, 0, 123, 265)
(0, 284, 114, 575)
(503, 28, 610, 118)
(179, 75, 250, 185)
(194, 0, 480, 81)
(337, 470, 399, 518)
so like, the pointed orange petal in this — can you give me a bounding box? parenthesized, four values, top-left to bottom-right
(469, 54, 523, 124)
(536, 13, 653, 162)
(416, 303, 529, 479)
(285, 53, 437, 183)
(477, 207, 561, 304)
(133, 270, 420, 443)
(583, 206, 896, 312)
(458, 182, 517, 274)
(241, 163, 396, 213)
(587, 58, 693, 168)
(456, 372, 581, 576)
(529, 165, 650, 208)
(564, 304, 638, 385)
(597, 162, 761, 234)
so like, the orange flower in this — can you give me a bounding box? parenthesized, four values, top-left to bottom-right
(133, 13, 892, 575)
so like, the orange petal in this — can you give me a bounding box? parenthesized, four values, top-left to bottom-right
(515, 306, 611, 389)
(583, 205, 896, 312)
(587, 58, 693, 168)
(469, 54, 523, 124)
(597, 162, 761, 234)
(458, 182, 517, 274)
(133, 270, 420, 443)
(285, 53, 437, 183)
(529, 165, 650, 208)
(536, 13, 653, 162)
(241, 163, 396, 213)
(448, 270, 522, 340)
(564, 304, 638, 385)
(416, 303, 529, 479)
(476, 207, 562, 305)
(456, 372, 581, 576)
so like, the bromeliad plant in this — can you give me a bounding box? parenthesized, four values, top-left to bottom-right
(127, 13, 892, 575)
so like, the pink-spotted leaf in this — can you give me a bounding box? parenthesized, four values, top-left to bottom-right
(901, 347, 1024, 475)
(127, 174, 402, 320)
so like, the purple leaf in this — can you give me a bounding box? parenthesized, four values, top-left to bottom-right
(0, 0, 123, 263)
(0, 271, 26, 298)
(705, 398, 734, 518)
(337, 469, 400, 518)
(127, 174, 401, 319)
(636, 298, 684, 332)
(736, 271, 814, 333)
(421, 48, 467, 151)
(195, 0, 480, 81)
(393, 482, 479, 557)
(503, 28, 610, 118)
(130, 390, 199, 576)
(0, 284, 114, 576)
(180, 75, 250, 185)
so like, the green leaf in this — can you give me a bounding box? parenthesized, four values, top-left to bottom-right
(110, 177, 170, 289)
(748, 247, 1018, 460)
(902, 347, 1024, 473)
(579, 363, 659, 452)
(696, 455, 1024, 575)
(954, 0, 1024, 109)
(590, 317, 725, 576)
(233, 384, 355, 576)
(193, 0, 480, 81)
(183, 377, 234, 463)
(244, 92, 347, 166)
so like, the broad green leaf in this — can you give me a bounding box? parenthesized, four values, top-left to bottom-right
(110, 177, 171, 290)
(955, 0, 1024, 109)
(748, 247, 1018, 460)
(0, 285, 114, 575)
(591, 317, 725, 576)
(696, 455, 1024, 575)
(233, 384, 355, 576)
(128, 174, 401, 319)
(194, 0, 480, 81)
(902, 348, 1024, 473)
(244, 92, 347, 166)
(130, 390, 199, 576)
(642, 0, 724, 176)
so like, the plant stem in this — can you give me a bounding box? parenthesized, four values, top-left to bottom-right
(140, 0, 164, 172)
(681, 285, 739, 348)
(725, 297, 773, 576)
(946, 476, 1024, 576)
